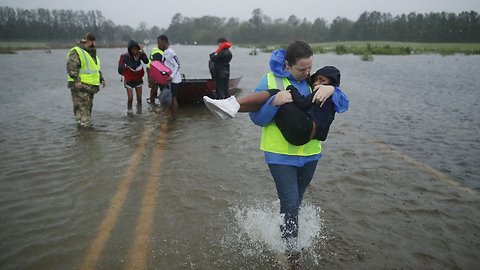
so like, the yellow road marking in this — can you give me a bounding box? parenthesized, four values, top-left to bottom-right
(80, 127, 153, 270)
(125, 121, 169, 270)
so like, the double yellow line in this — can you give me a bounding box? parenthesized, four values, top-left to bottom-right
(80, 121, 169, 270)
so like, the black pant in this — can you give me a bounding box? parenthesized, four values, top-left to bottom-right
(275, 103, 313, 146)
(267, 89, 313, 146)
(214, 77, 230, 99)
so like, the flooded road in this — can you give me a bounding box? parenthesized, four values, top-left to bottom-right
(0, 46, 479, 269)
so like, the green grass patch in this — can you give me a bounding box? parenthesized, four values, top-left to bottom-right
(257, 41, 480, 56)
(0, 42, 52, 54)
(0, 41, 126, 54)
(0, 41, 49, 49)
(313, 41, 480, 55)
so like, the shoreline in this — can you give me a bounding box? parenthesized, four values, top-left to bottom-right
(2, 41, 480, 55)
(0, 41, 126, 54)
(245, 41, 480, 56)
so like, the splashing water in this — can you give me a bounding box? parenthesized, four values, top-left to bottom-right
(220, 200, 329, 268)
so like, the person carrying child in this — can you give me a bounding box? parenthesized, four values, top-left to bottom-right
(204, 41, 349, 259)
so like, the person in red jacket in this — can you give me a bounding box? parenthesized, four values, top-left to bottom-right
(209, 37, 233, 99)
(118, 40, 149, 111)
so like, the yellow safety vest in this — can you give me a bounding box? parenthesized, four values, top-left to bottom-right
(147, 47, 164, 68)
(67, 47, 101, 86)
(259, 72, 322, 156)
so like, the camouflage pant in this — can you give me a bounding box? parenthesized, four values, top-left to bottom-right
(71, 89, 94, 127)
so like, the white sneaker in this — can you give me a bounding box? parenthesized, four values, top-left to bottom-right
(203, 96, 229, 120)
(203, 96, 240, 120)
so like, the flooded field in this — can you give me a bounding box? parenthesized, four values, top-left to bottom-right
(0, 46, 479, 269)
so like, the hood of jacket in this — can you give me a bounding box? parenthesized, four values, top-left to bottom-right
(215, 42, 233, 53)
(127, 40, 140, 54)
(269, 49, 290, 78)
(310, 66, 341, 87)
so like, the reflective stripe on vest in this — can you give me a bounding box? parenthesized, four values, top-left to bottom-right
(67, 47, 101, 86)
(259, 72, 322, 156)
(147, 47, 164, 68)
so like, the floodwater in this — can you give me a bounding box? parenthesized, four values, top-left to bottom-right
(0, 46, 479, 269)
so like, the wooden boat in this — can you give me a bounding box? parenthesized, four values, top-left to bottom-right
(176, 76, 242, 104)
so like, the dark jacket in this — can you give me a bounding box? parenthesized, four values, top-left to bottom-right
(209, 48, 232, 79)
(118, 40, 148, 82)
(288, 85, 336, 141)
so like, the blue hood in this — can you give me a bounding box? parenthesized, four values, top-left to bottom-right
(269, 49, 290, 78)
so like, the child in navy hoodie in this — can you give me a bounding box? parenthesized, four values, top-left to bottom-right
(204, 66, 348, 145)
(118, 40, 149, 110)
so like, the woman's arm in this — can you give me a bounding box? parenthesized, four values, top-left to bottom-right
(249, 76, 278, 126)
(249, 82, 293, 126)
(249, 95, 279, 126)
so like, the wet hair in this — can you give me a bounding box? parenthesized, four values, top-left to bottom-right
(158, 35, 169, 43)
(217, 37, 227, 43)
(285, 40, 313, 66)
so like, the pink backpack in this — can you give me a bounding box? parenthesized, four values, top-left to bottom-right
(149, 61, 172, 85)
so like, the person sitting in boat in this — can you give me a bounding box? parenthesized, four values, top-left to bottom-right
(118, 40, 148, 112)
(209, 37, 233, 99)
(204, 63, 349, 144)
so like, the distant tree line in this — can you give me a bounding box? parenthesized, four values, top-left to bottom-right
(1, 6, 479, 44)
(0, 7, 163, 43)
(166, 9, 480, 44)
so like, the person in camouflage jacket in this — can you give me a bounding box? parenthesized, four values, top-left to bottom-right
(66, 33, 106, 127)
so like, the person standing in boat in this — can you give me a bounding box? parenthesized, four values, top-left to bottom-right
(158, 35, 181, 120)
(66, 33, 106, 127)
(118, 40, 149, 112)
(209, 37, 233, 99)
(146, 36, 165, 106)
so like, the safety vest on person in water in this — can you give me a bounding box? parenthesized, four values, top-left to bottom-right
(67, 47, 101, 86)
(147, 47, 164, 68)
(260, 72, 322, 156)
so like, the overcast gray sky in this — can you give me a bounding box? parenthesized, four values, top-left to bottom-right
(1, 0, 479, 29)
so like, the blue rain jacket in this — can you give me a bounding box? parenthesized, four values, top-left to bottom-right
(249, 49, 349, 166)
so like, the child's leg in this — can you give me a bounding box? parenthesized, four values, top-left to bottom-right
(239, 105, 263, 112)
(203, 89, 279, 120)
(237, 89, 279, 112)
